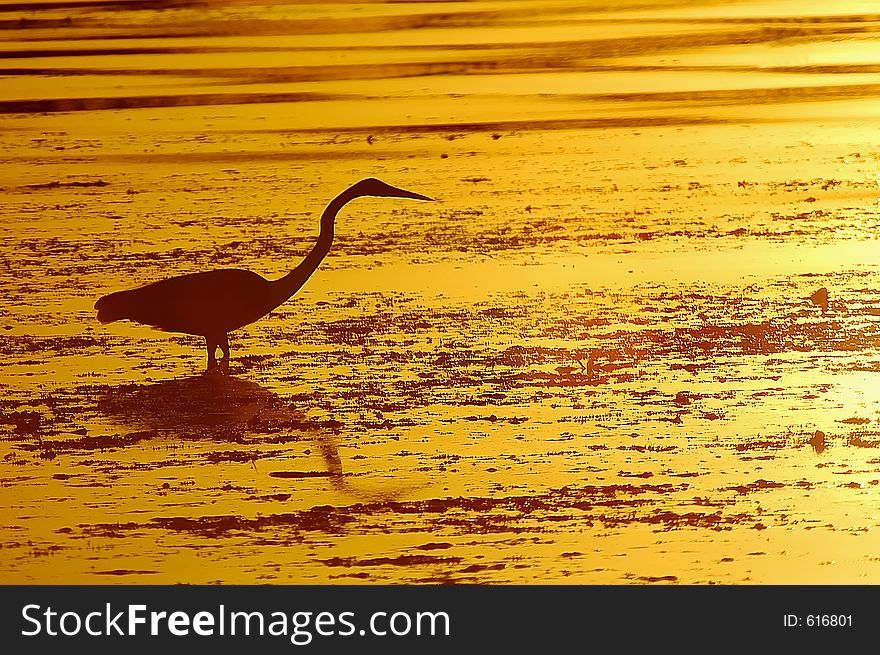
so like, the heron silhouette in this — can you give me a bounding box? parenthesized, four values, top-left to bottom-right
(95, 178, 433, 372)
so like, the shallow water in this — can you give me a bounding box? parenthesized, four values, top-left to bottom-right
(1, 0, 880, 584)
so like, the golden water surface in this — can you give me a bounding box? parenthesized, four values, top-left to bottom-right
(2, 0, 880, 583)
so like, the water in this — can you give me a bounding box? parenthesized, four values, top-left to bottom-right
(1, 0, 880, 583)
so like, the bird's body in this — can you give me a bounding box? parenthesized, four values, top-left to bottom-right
(96, 269, 275, 334)
(95, 178, 433, 371)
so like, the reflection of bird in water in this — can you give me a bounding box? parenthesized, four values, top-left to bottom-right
(98, 374, 348, 487)
(809, 429, 826, 455)
(95, 179, 433, 371)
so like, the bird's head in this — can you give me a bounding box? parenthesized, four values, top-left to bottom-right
(352, 178, 434, 202)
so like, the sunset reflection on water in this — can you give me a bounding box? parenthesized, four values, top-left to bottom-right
(1, 0, 880, 584)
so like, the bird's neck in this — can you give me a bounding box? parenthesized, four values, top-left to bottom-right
(270, 186, 359, 307)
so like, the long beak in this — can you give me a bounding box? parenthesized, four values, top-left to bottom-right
(388, 184, 435, 202)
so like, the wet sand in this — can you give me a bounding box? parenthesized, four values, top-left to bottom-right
(2, 0, 880, 584)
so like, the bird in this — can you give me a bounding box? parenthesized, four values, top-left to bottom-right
(809, 287, 829, 314)
(808, 430, 826, 455)
(94, 178, 434, 372)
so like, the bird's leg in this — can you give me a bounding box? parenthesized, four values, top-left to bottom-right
(219, 333, 230, 373)
(205, 335, 219, 373)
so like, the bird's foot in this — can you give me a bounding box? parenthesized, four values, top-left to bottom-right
(204, 362, 226, 376)
(204, 358, 231, 376)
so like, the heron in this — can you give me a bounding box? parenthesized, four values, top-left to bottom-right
(94, 178, 434, 372)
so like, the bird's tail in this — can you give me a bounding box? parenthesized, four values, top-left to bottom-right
(94, 291, 129, 324)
